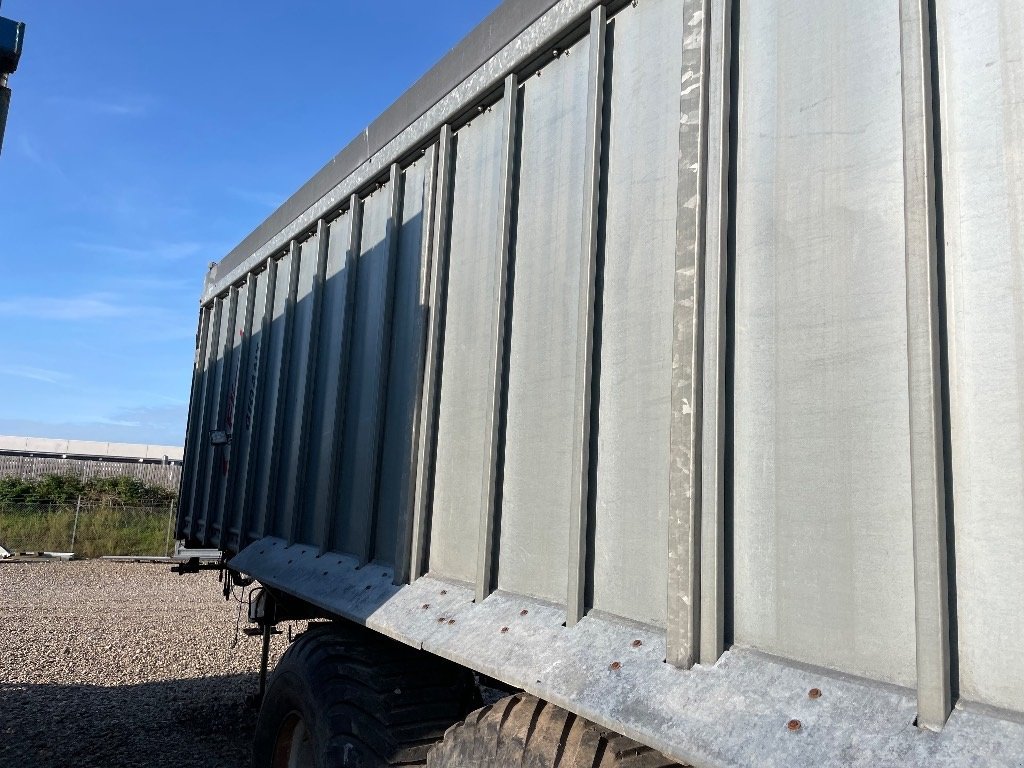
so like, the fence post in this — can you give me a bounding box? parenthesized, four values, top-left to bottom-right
(70, 494, 82, 552)
(164, 500, 176, 558)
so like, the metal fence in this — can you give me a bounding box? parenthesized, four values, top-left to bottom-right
(0, 454, 182, 490)
(0, 500, 177, 558)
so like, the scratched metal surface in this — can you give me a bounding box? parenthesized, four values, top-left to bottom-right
(272, 234, 319, 540)
(332, 186, 394, 557)
(588, 0, 682, 627)
(730, 0, 917, 687)
(214, 279, 248, 536)
(375, 158, 433, 566)
(300, 212, 354, 549)
(226, 269, 268, 549)
(496, 34, 591, 605)
(428, 104, 507, 585)
(248, 250, 293, 541)
(196, 291, 233, 541)
(935, 0, 1024, 714)
(232, 540, 1024, 768)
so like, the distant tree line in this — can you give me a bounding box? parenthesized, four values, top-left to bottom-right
(0, 473, 177, 506)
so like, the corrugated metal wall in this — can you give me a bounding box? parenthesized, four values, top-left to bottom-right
(179, 0, 1024, 723)
(936, 0, 1024, 715)
(731, 0, 917, 688)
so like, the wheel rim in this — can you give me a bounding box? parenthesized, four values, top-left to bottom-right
(272, 711, 315, 768)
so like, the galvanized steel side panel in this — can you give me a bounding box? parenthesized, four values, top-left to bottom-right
(178, 306, 212, 539)
(496, 37, 591, 605)
(936, 0, 1024, 714)
(731, 0, 916, 686)
(376, 158, 434, 565)
(196, 291, 236, 540)
(214, 279, 250, 540)
(249, 251, 295, 539)
(273, 235, 320, 540)
(227, 269, 270, 549)
(333, 187, 395, 558)
(429, 105, 507, 585)
(589, 0, 682, 627)
(302, 212, 354, 548)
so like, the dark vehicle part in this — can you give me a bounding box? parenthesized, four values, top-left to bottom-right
(178, 0, 1024, 762)
(253, 622, 480, 768)
(170, 556, 221, 575)
(0, 5, 25, 155)
(427, 693, 683, 768)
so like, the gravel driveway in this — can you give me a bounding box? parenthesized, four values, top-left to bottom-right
(0, 559, 303, 768)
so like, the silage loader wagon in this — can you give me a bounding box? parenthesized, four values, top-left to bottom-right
(176, 0, 1024, 765)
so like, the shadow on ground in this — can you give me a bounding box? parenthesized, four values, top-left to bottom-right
(0, 673, 260, 768)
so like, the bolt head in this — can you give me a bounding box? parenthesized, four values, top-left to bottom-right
(500, 627, 509, 633)
(808, 688, 822, 699)
(631, 639, 643, 648)
(520, 609, 529, 616)
(609, 661, 622, 671)
(787, 719, 801, 731)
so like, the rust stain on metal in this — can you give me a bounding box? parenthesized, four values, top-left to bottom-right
(609, 661, 622, 671)
(809, 688, 822, 699)
(787, 719, 801, 731)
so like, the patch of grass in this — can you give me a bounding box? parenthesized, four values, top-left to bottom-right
(0, 505, 173, 558)
(0, 473, 176, 506)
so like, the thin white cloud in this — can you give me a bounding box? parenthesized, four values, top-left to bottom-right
(0, 365, 70, 384)
(47, 95, 154, 117)
(75, 240, 211, 261)
(227, 186, 284, 209)
(0, 293, 132, 320)
(16, 134, 69, 181)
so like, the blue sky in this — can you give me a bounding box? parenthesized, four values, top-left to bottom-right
(0, 0, 500, 446)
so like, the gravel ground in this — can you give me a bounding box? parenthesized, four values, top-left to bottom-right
(0, 559, 306, 768)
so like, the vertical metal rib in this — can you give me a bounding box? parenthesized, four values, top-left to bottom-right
(186, 300, 222, 540)
(223, 273, 258, 545)
(238, 259, 278, 545)
(699, 0, 734, 666)
(288, 220, 331, 546)
(395, 143, 440, 584)
(358, 163, 404, 564)
(567, 5, 607, 627)
(410, 127, 454, 579)
(265, 241, 302, 538)
(668, 0, 711, 668)
(898, 0, 952, 731)
(475, 74, 519, 604)
(321, 195, 363, 554)
(198, 287, 238, 542)
(199, 286, 239, 544)
(178, 305, 211, 539)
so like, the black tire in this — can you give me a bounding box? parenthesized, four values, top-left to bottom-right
(253, 621, 481, 768)
(426, 693, 685, 768)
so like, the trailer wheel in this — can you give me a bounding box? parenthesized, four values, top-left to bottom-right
(253, 622, 480, 768)
(426, 693, 685, 768)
